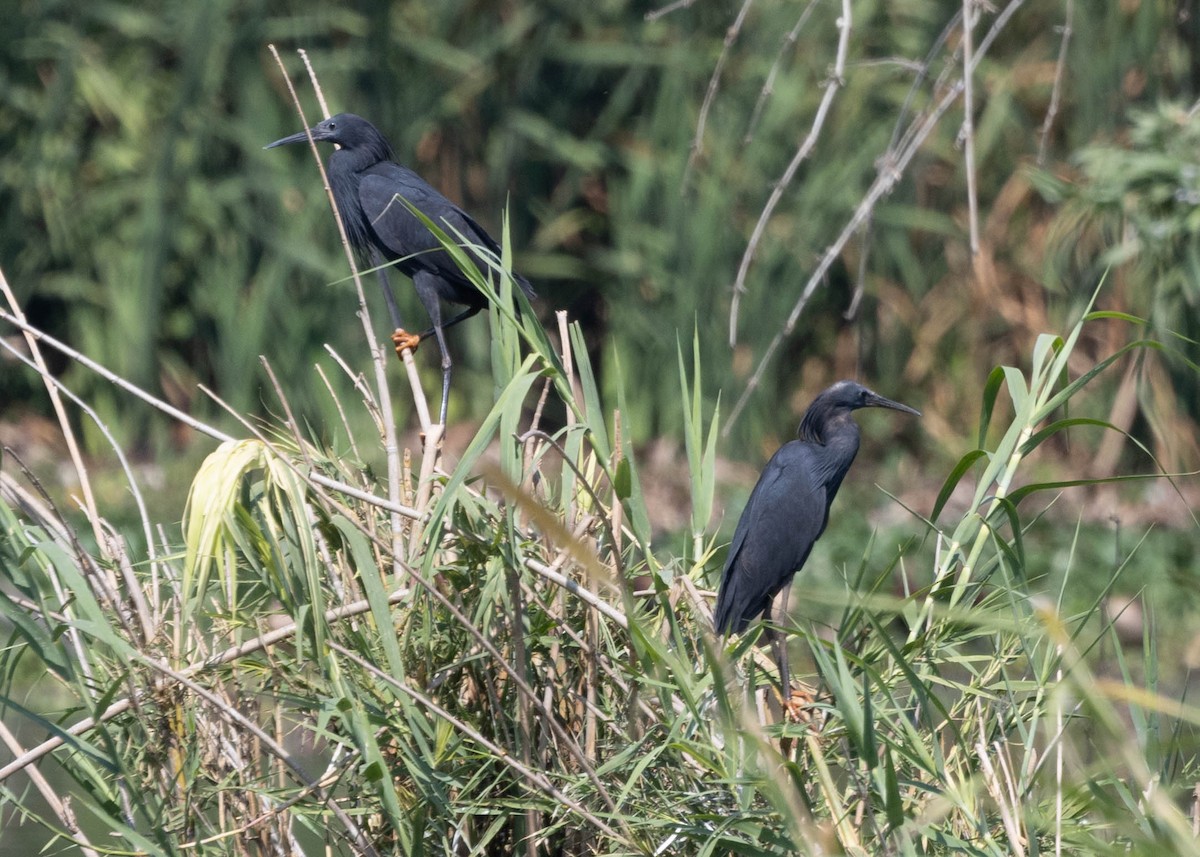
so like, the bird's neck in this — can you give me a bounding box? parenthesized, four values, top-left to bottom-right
(329, 140, 392, 174)
(799, 411, 860, 447)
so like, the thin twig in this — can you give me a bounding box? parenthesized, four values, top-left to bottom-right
(0, 267, 106, 562)
(524, 558, 628, 629)
(729, 0, 853, 346)
(975, 702, 1026, 856)
(887, 11, 963, 155)
(1036, 0, 1073, 166)
(683, 0, 755, 191)
(844, 216, 872, 321)
(1, 451, 102, 686)
(644, 0, 696, 23)
(298, 48, 330, 118)
(260, 356, 315, 472)
(724, 0, 1028, 432)
(743, 0, 820, 147)
(323, 342, 383, 432)
(961, 0, 980, 255)
(0, 308, 235, 441)
(0, 338, 157, 639)
(0, 719, 101, 857)
(315, 362, 363, 462)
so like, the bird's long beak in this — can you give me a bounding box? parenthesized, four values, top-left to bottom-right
(264, 128, 316, 149)
(865, 391, 921, 417)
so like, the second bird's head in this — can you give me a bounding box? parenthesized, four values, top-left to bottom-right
(822, 381, 921, 417)
(265, 113, 386, 152)
(798, 380, 921, 443)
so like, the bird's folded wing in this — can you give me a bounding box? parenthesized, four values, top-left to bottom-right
(716, 442, 828, 632)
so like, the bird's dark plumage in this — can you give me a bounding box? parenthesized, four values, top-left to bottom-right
(267, 113, 533, 424)
(714, 380, 920, 636)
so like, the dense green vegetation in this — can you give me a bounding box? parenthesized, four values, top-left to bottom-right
(3, 0, 1197, 452)
(2, 0, 1200, 854)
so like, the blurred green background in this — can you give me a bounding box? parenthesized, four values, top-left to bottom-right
(4, 0, 1197, 471)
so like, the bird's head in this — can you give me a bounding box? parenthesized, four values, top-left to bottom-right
(798, 380, 921, 443)
(265, 113, 393, 159)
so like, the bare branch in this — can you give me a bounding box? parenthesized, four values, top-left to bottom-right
(682, 0, 756, 191)
(743, 0, 821, 148)
(1037, 0, 1074, 166)
(644, 0, 696, 23)
(725, 0, 1029, 431)
(729, 0, 853, 346)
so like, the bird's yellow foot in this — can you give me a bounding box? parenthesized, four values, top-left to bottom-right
(391, 329, 421, 357)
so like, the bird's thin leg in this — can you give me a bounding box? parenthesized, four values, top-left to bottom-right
(415, 304, 482, 338)
(413, 272, 452, 426)
(776, 585, 791, 696)
(370, 249, 407, 332)
(432, 324, 452, 426)
(373, 251, 425, 358)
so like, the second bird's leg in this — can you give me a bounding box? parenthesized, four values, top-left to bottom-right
(413, 272, 453, 426)
(431, 323, 452, 427)
(775, 586, 791, 697)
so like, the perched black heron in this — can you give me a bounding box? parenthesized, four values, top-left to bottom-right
(267, 113, 534, 425)
(714, 380, 920, 690)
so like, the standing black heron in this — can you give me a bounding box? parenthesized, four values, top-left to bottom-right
(266, 113, 534, 426)
(713, 380, 920, 691)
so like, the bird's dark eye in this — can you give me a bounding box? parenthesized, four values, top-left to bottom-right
(328, 122, 336, 129)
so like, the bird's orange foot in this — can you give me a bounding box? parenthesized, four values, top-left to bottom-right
(391, 329, 421, 358)
(784, 686, 819, 726)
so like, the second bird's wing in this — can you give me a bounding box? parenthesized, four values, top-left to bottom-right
(714, 441, 831, 635)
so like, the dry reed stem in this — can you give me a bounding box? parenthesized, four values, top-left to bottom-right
(329, 642, 627, 845)
(962, 0, 980, 256)
(0, 336, 157, 638)
(267, 45, 413, 590)
(0, 718, 101, 857)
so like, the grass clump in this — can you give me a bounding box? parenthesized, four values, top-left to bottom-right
(2, 251, 1198, 856)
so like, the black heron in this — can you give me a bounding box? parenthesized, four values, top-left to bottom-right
(713, 380, 920, 691)
(266, 113, 535, 425)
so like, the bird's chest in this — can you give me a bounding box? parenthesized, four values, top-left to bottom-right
(329, 172, 376, 256)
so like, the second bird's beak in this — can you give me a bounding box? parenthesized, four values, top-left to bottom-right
(264, 128, 317, 149)
(865, 391, 921, 417)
